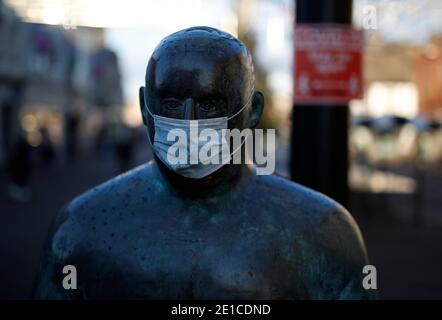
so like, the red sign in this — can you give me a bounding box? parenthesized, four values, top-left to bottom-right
(294, 24, 363, 104)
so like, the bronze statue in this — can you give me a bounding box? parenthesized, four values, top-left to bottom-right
(34, 27, 373, 299)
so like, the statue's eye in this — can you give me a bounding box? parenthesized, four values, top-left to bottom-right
(199, 100, 218, 112)
(162, 99, 181, 110)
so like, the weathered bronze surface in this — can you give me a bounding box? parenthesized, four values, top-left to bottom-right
(34, 27, 373, 299)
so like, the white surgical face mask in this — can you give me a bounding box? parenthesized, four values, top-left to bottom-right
(144, 91, 253, 179)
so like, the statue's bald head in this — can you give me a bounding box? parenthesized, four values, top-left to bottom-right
(140, 26, 263, 130)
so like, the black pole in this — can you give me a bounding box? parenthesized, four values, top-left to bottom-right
(290, 0, 353, 207)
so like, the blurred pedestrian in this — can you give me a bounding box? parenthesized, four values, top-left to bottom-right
(65, 110, 80, 161)
(7, 133, 32, 203)
(39, 127, 55, 167)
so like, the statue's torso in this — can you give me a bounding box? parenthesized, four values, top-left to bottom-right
(37, 163, 371, 299)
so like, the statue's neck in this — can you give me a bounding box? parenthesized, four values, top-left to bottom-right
(153, 158, 253, 198)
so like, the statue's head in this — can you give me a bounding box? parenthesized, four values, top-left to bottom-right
(139, 26, 264, 186)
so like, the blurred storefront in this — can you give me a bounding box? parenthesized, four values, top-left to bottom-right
(351, 34, 418, 118)
(0, 2, 123, 165)
(0, 0, 27, 164)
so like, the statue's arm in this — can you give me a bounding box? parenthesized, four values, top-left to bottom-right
(315, 205, 377, 300)
(33, 248, 70, 299)
(33, 208, 74, 300)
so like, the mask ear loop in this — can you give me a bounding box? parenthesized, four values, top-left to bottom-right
(143, 106, 155, 147)
(146, 124, 154, 147)
(224, 89, 255, 164)
(227, 89, 255, 120)
(143, 89, 155, 119)
(142, 88, 158, 147)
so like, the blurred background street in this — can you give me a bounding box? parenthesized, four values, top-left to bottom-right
(1, 0, 442, 299)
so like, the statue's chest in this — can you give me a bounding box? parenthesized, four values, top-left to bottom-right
(94, 216, 279, 298)
(83, 202, 295, 298)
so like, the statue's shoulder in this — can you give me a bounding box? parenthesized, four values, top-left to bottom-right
(252, 174, 372, 299)
(44, 162, 159, 256)
(253, 173, 367, 258)
(252, 173, 343, 216)
(67, 161, 157, 213)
